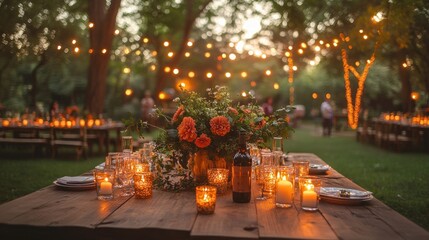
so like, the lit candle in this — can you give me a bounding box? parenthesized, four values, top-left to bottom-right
(99, 178, 113, 195)
(196, 186, 216, 214)
(302, 184, 317, 208)
(134, 172, 153, 199)
(208, 168, 229, 194)
(276, 176, 293, 205)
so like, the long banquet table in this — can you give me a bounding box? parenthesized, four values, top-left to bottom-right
(0, 153, 428, 240)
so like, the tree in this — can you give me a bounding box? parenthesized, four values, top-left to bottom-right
(86, 0, 122, 115)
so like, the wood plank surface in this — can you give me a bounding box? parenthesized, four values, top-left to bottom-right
(0, 185, 132, 239)
(191, 191, 259, 239)
(97, 190, 197, 240)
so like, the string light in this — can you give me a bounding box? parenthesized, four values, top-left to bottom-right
(114, 30, 120, 35)
(363, 35, 368, 40)
(167, 52, 174, 57)
(241, 72, 247, 78)
(187, 41, 193, 47)
(188, 71, 195, 78)
(143, 38, 149, 43)
(164, 66, 171, 73)
(125, 88, 133, 96)
(206, 72, 213, 78)
(205, 52, 211, 58)
(88, 49, 93, 54)
(298, 49, 304, 54)
(74, 47, 79, 53)
(123, 67, 131, 74)
(163, 41, 169, 47)
(89, 22, 94, 28)
(241, 91, 247, 97)
(229, 53, 237, 60)
(173, 68, 179, 75)
(150, 65, 156, 71)
(273, 83, 280, 90)
(101, 49, 107, 54)
(250, 81, 256, 87)
(312, 93, 318, 99)
(185, 52, 190, 57)
(57, 45, 62, 50)
(265, 70, 272, 76)
(225, 72, 231, 78)
(402, 62, 408, 68)
(206, 43, 212, 49)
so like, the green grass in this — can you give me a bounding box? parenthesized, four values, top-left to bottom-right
(286, 123, 429, 231)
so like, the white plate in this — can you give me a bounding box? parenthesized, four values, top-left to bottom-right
(53, 180, 96, 191)
(309, 164, 330, 174)
(320, 187, 373, 205)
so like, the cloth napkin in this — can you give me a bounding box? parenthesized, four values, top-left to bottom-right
(57, 176, 95, 185)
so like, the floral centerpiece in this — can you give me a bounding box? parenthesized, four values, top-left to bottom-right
(126, 85, 293, 191)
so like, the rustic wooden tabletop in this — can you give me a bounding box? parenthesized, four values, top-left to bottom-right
(0, 153, 428, 240)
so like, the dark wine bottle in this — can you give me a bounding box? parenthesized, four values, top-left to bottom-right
(232, 131, 252, 203)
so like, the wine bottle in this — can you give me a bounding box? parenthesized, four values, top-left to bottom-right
(232, 131, 252, 203)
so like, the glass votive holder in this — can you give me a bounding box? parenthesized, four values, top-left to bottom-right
(299, 176, 322, 211)
(94, 168, 115, 200)
(207, 168, 229, 195)
(261, 152, 275, 166)
(195, 185, 217, 214)
(135, 162, 150, 173)
(293, 161, 309, 180)
(133, 172, 153, 199)
(275, 166, 295, 208)
(263, 166, 277, 197)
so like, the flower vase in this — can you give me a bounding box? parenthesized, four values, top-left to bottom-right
(192, 150, 210, 184)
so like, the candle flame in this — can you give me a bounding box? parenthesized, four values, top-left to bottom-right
(305, 183, 314, 191)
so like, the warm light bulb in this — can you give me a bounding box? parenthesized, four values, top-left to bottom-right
(225, 72, 231, 78)
(123, 67, 131, 74)
(229, 53, 237, 60)
(167, 52, 174, 57)
(206, 43, 213, 49)
(143, 38, 149, 43)
(265, 70, 271, 76)
(187, 41, 193, 47)
(188, 71, 195, 78)
(163, 41, 169, 47)
(312, 93, 318, 99)
(125, 88, 133, 96)
(273, 83, 280, 90)
(101, 49, 107, 54)
(185, 52, 190, 57)
(173, 68, 179, 75)
(241, 72, 247, 78)
(206, 72, 213, 78)
(89, 22, 94, 28)
(205, 52, 211, 58)
(114, 29, 120, 35)
(164, 67, 171, 73)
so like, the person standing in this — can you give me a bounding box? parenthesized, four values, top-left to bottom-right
(140, 90, 155, 129)
(262, 97, 274, 116)
(320, 97, 333, 136)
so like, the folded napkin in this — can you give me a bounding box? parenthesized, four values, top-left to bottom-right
(57, 176, 95, 185)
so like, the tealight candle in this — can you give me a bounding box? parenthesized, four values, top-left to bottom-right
(299, 176, 321, 211)
(94, 169, 115, 200)
(208, 168, 229, 194)
(133, 172, 153, 199)
(196, 185, 217, 214)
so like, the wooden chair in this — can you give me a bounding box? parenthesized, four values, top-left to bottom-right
(50, 127, 88, 160)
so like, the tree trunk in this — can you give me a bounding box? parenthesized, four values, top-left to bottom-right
(29, 53, 47, 110)
(86, 0, 121, 115)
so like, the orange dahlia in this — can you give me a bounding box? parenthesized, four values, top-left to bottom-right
(194, 133, 211, 148)
(172, 105, 185, 123)
(177, 117, 197, 142)
(210, 116, 231, 136)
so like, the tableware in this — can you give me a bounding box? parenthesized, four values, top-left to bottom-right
(299, 176, 322, 211)
(196, 185, 217, 214)
(207, 168, 229, 195)
(293, 161, 309, 182)
(94, 169, 115, 200)
(134, 172, 153, 199)
(53, 180, 96, 190)
(254, 165, 267, 201)
(320, 187, 373, 205)
(275, 166, 294, 208)
(262, 166, 277, 197)
(309, 164, 330, 175)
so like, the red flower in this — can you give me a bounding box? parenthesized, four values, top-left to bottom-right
(253, 119, 266, 130)
(172, 106, 185, 123)
(210, 116, 231, 136)
(194, 133, 211, 148)
(177, 117, 197, 142)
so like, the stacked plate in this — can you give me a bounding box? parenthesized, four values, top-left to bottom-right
(320, 187, 373, 205)
(309, 164, 330, 175)
(53, 176, 96, 190)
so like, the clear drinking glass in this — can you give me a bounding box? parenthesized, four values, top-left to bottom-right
(272, 137, 283, 152)
(261, 152, 275, 166)
(254, 165, 267, 200)
(121, 136, 133, 152)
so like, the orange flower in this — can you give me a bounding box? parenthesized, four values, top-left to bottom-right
(228, 107, 238, 115)
(194, 133, 211, 148)
(253, 119, 266, 130)
(172, 105, 185, 123)
(177, 117, 197, 142)
(210, 116, 231, 136)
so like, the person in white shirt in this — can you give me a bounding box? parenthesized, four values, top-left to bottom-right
(320, 97, 334, 136)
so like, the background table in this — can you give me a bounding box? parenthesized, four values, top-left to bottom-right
(0, 153, 428, 239)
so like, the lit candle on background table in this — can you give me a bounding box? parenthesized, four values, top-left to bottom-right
(196, 186, 217, 214)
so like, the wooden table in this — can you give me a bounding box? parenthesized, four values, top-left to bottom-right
(0, 153, 428, 240)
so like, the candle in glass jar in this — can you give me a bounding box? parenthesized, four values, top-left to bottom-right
(134, 172, 153, 199)
(302, 184, 317, 208)
(99, 178, 113, 195)
(276, 177, 293, 205)
(196, 186, 216, 214)
(208, 168, 229, 194)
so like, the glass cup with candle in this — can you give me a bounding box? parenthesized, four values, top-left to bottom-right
(275, 166, 295, 208)
(94, 168, 115, 200)
(262, 166, 277, 198)
(207, 168, 229, 195)
(196, 185, 217, 214)
(299, 176, 322, 211)
(133, 172, 153, 199)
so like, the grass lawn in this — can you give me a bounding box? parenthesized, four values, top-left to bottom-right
(0, 124, 428, 231)
(286, 122, 429, 231)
